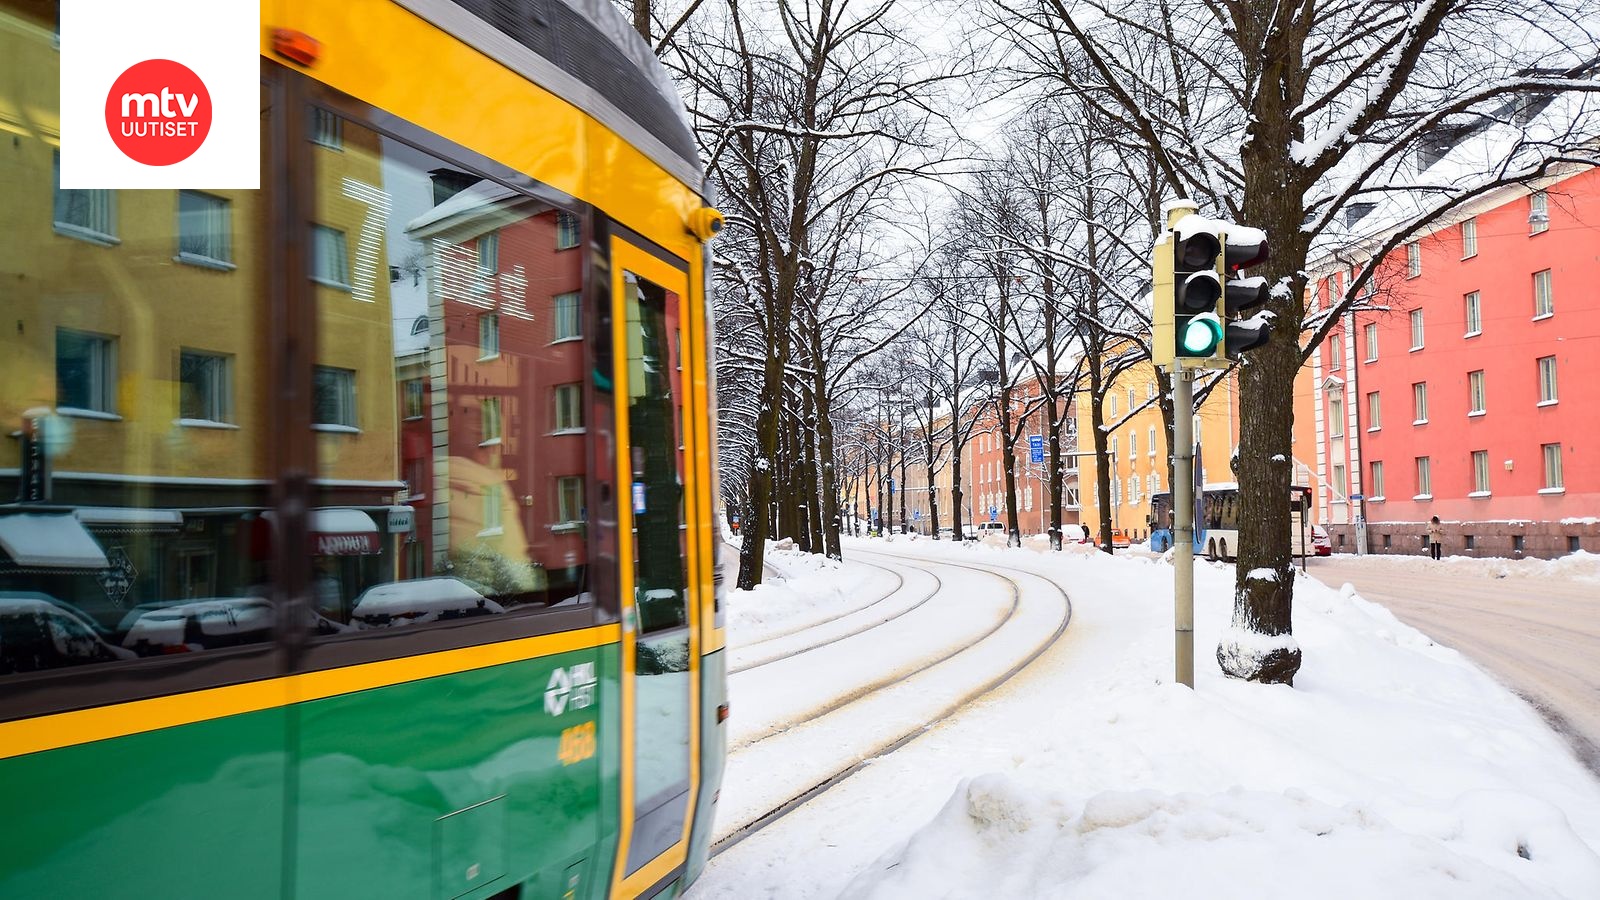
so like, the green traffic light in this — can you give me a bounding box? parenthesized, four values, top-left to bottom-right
(1179, 314, 1223, 355)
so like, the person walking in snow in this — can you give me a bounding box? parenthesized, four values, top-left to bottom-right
(1427, 516, 1444, 561)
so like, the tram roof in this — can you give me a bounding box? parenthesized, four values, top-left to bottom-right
(396, 0, 705, 194)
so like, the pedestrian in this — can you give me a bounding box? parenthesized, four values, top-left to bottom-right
(1081, 523, 1091, 543)
(1427, 516, 1444, 561)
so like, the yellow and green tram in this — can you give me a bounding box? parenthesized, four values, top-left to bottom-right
(0, 1, 726, 897)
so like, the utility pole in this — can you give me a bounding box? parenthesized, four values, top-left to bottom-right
(1171, 368, 1196, 688)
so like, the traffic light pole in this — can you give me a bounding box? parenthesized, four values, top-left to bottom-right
(1172, 367, 1195, 688)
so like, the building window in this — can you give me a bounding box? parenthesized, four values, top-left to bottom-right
(1330, 332, 1343, 367)
(1329, 395, 1344, 437)
(1364, 323, 1378, 361)
(1466, 534, 1476, 550)
(1147, 383, 1156, 400)
(313, 366, 357, 428)
(1109, 395, 1118, 417)
(1333, 464, 1346, 494)
(1110, 436, 1118, 459)
(1542, 443, 1563, 491)
(1533, 269, 1553, 319)
(1405, 241, 1420, 278)
(1472, 450, 1490, 495)
(479, 313, 500, 359)
(410, 314, 430, 336)
(1370, 461, 1385, 500)
(178, 350, 232, 423)
(1151, 472, 1160, 493)
(1569, 536, 1581, 554)
(554, 383, 584, 432)
(477, 230, 499, 276)
(1468, 370, 1485, 415)
(311, 107, 343, 149)
(1415, 456, 1432, 498)
(1367, 391, 1381, 430)
(1127, 388, 1135, 410)
(402, 379, 425, 419)
(1461, 217, 1477, 258)
(1413, 382, 1428, 423)
(1538, 356, 1558, 405)
(556, 211, 580, 249)
(481, 397, 502, 444)
(1529, 190, 1548, 234)
(177, 190, 232, 266)
(56, 328, 116, 414)
(1148, 425, 1156, 456)
(482, 483, 503, 533)
(312, 225, 351, 289)
(51, 150, 115, 243)
(1464, 292, 1481, 336)
(557, 475, 585, 524)
(554, 291, 582, 340)
(1409, 309, 1424, 350)
(1130, 432, 1137, 459)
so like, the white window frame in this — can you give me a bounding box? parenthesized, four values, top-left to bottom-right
(1530, 190, 1549, 235)
(312, 365, 358, 430)
(1533, 269, 1553, 319)
(311, 107, 343, 150)
(312, 224, 351, 290)
(55, 328, 118, 416)
(556, 211, 581, 250)
(1367, 391, 1381, 431)
(557, 475, 585, 525)
(1409, 309, 1424, 351)
(1414, 456, 1432, 500)
(178, 349, 233, 426)
(1542, 443, 1564, 492)
(1369, 461, 1385, 501)
(478, 313, 500, 360)
(402, 378, 425, 420)
(51, 150, 117, 245)
(477, 230, 500, 276)
(1468, 370, 1485, 416)
(1461, 217, 1477, 258)
(481, 483, 504, 535)
(554, 383, 584, 433)
(1405, 241, 1421, 278)
(1413, 382, 1428, 424)
(1464, 292, 1481, 336)
(1471, 450, 1490, 496)
(176, 190, 233, 269)
(1329, 394, 1344, 437)
(1147, 425, 1156, 457)
(1364, 323, 1378, 361)
(480, 397, 502, 446)
(553, 291, 582, 341)
(1538, 356, 1558, 405)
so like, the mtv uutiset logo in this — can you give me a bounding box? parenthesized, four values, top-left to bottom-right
(105, 60, 213, 166)
(60, 0, 257, 189)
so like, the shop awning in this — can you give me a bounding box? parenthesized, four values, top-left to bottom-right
(74, 507, 185, 528)
(309, 509, 380, 556)
(0, 513, 111, 568)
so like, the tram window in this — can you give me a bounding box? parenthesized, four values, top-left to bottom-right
(0, 35, 276, 674)
(308, 107, 593, 633)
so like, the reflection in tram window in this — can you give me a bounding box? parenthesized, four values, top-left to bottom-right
(310, 109, 592, 631)
(0, 66, 276, 674)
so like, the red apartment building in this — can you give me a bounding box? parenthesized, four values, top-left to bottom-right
(1310, 165, 1599, 558)
(961, 375, 1079, 536)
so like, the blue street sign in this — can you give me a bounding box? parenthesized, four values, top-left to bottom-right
(1350, 493, 1364, 500)
(989, 506, 998, 521)
(913, 510, 921, 520)
(1028, 434, 1044, 464)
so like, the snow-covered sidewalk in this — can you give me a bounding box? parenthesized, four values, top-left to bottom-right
(699, 538, 1600, 899)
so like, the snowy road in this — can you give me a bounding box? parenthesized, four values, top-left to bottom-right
(711, 544, 1072, 851)
(1304, 555, 1600, 773)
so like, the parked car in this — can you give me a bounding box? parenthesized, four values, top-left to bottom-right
(0, 596, 136, 673)
(977, 522, 1006, 536)
(119, 597, 275, 655)
(1311, 523, 1332, 556)
(351, 577, 506, 629)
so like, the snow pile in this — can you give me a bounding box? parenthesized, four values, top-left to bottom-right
(1330, 549, 1600, 584)
(724, 546, 892, 645)
(827, 542, 1600, 899)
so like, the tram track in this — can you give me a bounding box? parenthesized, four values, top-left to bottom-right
(710, 548, 1073, 858)
(729, 558, 934, 675)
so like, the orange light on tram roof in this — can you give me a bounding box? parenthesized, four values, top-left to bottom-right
(272, 29, 321, 66)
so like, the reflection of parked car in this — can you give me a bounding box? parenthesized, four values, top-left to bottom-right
(1311, 524, 1332, 556)
(0, 596, 136, 673)
(120, 598, 275, 655)
(351, 577, 506, 629)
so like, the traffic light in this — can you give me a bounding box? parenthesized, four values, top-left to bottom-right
(1151, 205, 1273, 371)
(1220, 228, 1271, 359)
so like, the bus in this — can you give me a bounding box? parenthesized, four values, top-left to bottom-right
(1148, 484, 1315, 561)
(0, 2, 726, 898)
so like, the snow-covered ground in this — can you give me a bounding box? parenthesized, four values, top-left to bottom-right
(1320, 548, 1600, 584)
(698, 538, 1600, 899)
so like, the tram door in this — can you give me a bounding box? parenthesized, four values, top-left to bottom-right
(610, 239, 701, 896)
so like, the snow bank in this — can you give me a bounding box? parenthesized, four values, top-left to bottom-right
(1329, 549, 1600, 583)
(831, 541, 1600, 899)
(724, 545, 892, 646)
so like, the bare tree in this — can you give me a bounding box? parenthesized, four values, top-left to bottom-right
(995, 0, 1600, 682)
